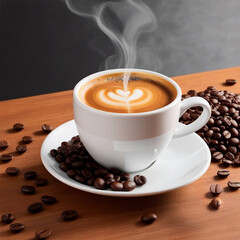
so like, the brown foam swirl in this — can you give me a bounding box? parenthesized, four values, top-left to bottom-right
(79, 73, 176, 113)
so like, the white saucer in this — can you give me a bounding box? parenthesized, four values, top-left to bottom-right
(41, 120, 211, 197)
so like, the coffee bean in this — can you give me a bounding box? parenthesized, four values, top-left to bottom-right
(123, 180, 136, 191)
(222, 116, 232, 126)
(94, 168, 108, 177)
(35, 178, 48, 186)
(28, 202, 43, 213)
(21, 185, 36, 194)
(230, 128, 238, 137)
(71, 135, 80, 143)
(71, 160, 84, 168)
(6, 167, 20, 176)
(41, 195, 57, 205)
(41, 124, 53, 133)
(22, 136, 33, 143)
(104, 173, 114, 180)
(9, 223, 25, 233)
(217, 169, 230, 178)
(59, 162, 69, 172)
(212, 152, 223, 161)
(218, 105, 229, 114)
(0, 140, 9, 150)
(13, 123, 24, 131)
(1, 213, 15, 224)
(94, 178, 106, 189)
(228, 181, 240, 190)
(229, 137, 239, 146)
(24, 171, 37, 180)
(16, 145, 27, 153)
(223, 130, 231, 139)
(226, 79, 237, 85)
(74, 175, 86, 183)
(81, 168, 92, 179)
(227, 146, 237, 155)
(222, 158, 233, 166)
(67, 169, 77, 178)
(218, 144, 227, 152)
(224, 151, 235, 161)
(206, 130, 214, 138)
(87, 177, 95, 186)
(210, 197, 222, 209)
(50, 149, 57, 157)
(120, 173, 131, 181)
(134, 175, 147, 186)
(106, 178, 115, 186)
(141, 213, 157, 224)
(0, 154, 13, 162)
(35, 229, 51, 240)
(114, 175, 121, 182)
(209, 184, 222, 195)
(61, 210, 78, 221)
(110, 182, 123, 191)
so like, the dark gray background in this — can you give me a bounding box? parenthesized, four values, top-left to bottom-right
(1, 0, 240, 100)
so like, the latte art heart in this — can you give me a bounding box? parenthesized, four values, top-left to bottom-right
(79, 73, 176, 113)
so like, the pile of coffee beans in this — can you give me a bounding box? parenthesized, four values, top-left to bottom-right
(180, 86, 240, 165)
(50, 136, 147, 192)
(180, 83, 240, 209)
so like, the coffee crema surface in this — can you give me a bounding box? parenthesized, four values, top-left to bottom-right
(78, 72, 177, 113)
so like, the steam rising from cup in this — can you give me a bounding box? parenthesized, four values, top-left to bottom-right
(65, 0, 160, 98)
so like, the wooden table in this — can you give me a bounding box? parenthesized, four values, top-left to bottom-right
(1, 67, 240, 240)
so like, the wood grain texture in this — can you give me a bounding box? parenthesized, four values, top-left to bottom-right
(1, 67, 240, 240)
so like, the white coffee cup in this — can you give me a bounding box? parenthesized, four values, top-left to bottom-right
(73, 69, 211, 173)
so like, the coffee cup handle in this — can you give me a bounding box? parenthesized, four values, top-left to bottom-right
(173, 97, 211, 138)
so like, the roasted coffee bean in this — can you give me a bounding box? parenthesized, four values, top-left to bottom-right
(223, 130, 231, 139)
(50, 149, 57, 157)
(71, 160, 84, 168)
(0, 140, 9, 150)
(210, 198, 222, 209)
(206, 130, 214, 137)
(0, 154, 13, 162)
(123, 180, 136, 191)
(41, 124, 53, 133)
(87, 177, 95, 186)
(16, 145, 27, 153)
(217, 169, 230, 178)
(28, 202, 43, 213)
(71, 136, 80, 143)
(114, 175, 121, 182)
(222, 116, 232, 126)
(13, 123, 24, 131)
(9, 223, 25, 233)
(35, 229, 51, 240)
(212, 152, 223, 161)
(228, 181, 240, 190)
(210, 147, 216, 153)
(41, 195, 57, 205)
(134, 175, 147, 186)
(94, 178, 106, 189)
(65, 157, 73, 165)
(21, 185, 36, 194)
(74, 175, 86, 183)
(35, 178, 48, 186)
(111, 182, 123, 191)
(106, 178, 115, 186)
(120, 173, 131, 181)
(224, 152, 235, 161)
(229, 137, 239, 146)
(187, 90, 196, 96)
(24, 171, 37, 180)
(141, 213, 157, 224)
(218, 145, 227, 152)
(218, 105, 229, 114)
(104, 173, 114, 180)
(222, 158, 233, 166)
(1, 213, 15, 224)
(67, 169, 77, 178)
(61, 210, 78, 221)
(6, 167, 19, 176)
(209, 184, 222, 195)
(94, 168, 108, 177)
(55, 154, 63, 163)
(81, 168, 92, 179)
(212, 133, 221, 139)
(59, 162, 69, 172)
(207, 118, 215, 126)
(227, 146, 237, 155)
(22, 136, 33, 143)
(226, 79, 237, 85)
(230, 128, 238, 137)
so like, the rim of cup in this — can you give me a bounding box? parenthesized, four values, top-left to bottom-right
(73, 68, 182, 117)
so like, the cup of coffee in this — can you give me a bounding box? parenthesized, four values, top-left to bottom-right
(73, 69, 211, 172)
